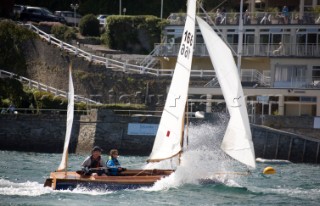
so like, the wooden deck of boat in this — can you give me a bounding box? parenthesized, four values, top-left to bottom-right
(44, 169, 174, 190)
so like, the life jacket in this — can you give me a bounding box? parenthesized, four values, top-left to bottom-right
(112, 158, 120, 167)
(89, 156, 102, 168)
(107, 158, 121, 176)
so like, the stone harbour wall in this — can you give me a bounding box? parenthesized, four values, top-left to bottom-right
(0, 113, 80, 153)
(0, 110, 160, 155)
(75, 110, 160, 155)
(0, 110, 319, 163)
(252, 125, 320, 163)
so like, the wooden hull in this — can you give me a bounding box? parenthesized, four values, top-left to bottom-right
(44, 169, 174, 190)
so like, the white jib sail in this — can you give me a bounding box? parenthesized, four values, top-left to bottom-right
(196, 16, 256, 168)
(148, 0, 196, 162)
(57, 65, 74, 171)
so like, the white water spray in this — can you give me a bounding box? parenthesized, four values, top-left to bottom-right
(143, 116, 247, 191)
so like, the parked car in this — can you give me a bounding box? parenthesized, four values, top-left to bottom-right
(97, 14, 109, 26)
(13, 4, 26, 18)
(54, 11, 82, 26)
(19, 6, 66, 23)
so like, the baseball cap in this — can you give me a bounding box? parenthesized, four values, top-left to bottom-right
(91, 146, 103, 152)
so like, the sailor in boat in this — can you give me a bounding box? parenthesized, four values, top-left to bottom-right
(81, 146, 107, 176)
(107, 149, 126, 176)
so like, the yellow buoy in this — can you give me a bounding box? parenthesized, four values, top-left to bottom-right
(263, 166, 276, 174)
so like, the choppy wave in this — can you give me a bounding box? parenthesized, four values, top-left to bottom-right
(55, 186, 114, 195)
(0, 178, 115, 196)
(0, 178, 51, 196)
(248, 185, 320, 200)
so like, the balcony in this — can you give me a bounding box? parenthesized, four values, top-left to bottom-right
(167, 11, 320, 26)
(154, 43, 320, 58)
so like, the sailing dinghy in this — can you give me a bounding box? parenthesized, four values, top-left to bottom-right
(44, 0, 197, 190)
(43, 65, 174, 190)
(44, 0, 256, 190)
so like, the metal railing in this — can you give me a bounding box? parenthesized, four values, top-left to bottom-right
(154, 43, 320, 57)
(0, 69, 100, 104)
(23, 23, 215, 78)
(0, 107, 88, 115)
(114, 109, 162, 117)
(167, 11, 320, 26)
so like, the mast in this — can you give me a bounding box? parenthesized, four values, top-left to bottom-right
(237, 0, 244, 76)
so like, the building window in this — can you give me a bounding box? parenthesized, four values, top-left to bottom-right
(285, 96, 300, 101)
(312, 66, 320, 82)
(307, 33, 317, 44)
(260, 34, 269, 44)
(297, 34, 306, 44)
(300, 97, 316, 102)
(271, 34, 282, 44)
(245, 34, 254, 44)
(227, 34, 238, 44)
(274, 65, 307, 88)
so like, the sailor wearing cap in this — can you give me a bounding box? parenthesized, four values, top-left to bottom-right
(81, 146, 106, 176)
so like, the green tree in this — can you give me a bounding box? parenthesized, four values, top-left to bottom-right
(105, 15, 167, 53)
(51, 24, 76, 42)
(0, 78, 26, 107)
(79, 14, 100, 36)
(0, 20, 35, 75)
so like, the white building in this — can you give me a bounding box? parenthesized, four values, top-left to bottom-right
(151, 0, 320, 117)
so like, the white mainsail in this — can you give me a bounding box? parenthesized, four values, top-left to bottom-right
(57, 65, 74, 171)
(196, 16, 256, 168)
(148, 0, 196, 162)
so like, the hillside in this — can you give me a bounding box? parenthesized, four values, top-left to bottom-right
(0, 20, 210, 110)
(19, 37, 210, 110)
(20, 37, 173, 108)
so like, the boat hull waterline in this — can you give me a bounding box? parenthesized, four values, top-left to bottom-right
(44, 169, 174, 190)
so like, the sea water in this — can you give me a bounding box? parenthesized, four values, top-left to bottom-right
(1, 122, 320, 206)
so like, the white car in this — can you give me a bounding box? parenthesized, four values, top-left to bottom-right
(54, 11, 82, 26)
(97, 14, 108, 26)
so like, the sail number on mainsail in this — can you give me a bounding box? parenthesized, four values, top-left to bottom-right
(180, 30, 194, 59)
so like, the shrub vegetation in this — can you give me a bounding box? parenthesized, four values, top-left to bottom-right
(104, 15, 168, 54)
(0, 20, 35, 75)
(51, 24, 76, 42)
(79, 14, 100, 36)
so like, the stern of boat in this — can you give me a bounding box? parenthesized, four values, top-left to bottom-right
(44, 178, 53, 188)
